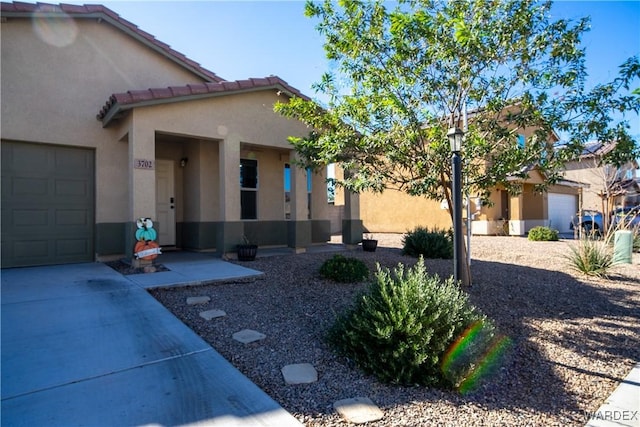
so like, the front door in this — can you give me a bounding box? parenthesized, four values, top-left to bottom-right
(156, 159, 176, 246)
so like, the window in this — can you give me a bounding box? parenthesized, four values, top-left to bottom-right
(284, 164, 291, 219)
(240, 159, 257, 219)
(327, 164, 336, 204)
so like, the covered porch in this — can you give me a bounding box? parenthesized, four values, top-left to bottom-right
(98, 79, 361, 259)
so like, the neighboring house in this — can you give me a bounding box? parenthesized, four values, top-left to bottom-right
(562, 141, 640, 216)
(1, 2, 358, 268)
(360, 126, 583, 236)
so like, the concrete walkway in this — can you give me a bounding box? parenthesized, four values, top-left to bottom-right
(1, 255, 302, 426)
(586, 362, 640, 427)
(2, 248, 637, 426)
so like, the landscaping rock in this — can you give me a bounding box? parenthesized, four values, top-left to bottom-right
(199, 309, 226, 320)
(333, 397, 384, 424)
(186, 296, 210, 305)
(232, 329, 266, 344)
(281, 363, 317, 385)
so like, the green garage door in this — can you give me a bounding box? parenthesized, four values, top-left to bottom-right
(1, 141, 95, 267)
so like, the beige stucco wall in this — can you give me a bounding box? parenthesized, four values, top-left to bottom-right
(1, 17, 210, 223)
(563, 160, 636, 211)
(241, 148, 286, 221)
(521, 185, 545, 220)
(360, 190, 452, 233)
(2, 14, 318, 227)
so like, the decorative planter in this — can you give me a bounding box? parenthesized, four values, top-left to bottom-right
(362, 239, 378, 252)
(237, 244, 258, 261)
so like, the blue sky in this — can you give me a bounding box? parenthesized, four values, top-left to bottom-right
(79, 0, 639, 135)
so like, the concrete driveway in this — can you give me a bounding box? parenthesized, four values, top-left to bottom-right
(1, 260, 302, 426)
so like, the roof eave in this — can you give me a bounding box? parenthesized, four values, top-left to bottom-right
(99, 84, 302, 127)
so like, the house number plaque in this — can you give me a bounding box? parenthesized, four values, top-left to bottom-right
(134, 159, 154, 170)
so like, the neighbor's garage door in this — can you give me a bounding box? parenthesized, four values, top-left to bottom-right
(1, 141, 95, 267)
(548, 193, 577, 234)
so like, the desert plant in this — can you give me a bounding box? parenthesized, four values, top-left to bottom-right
(566, 238, 615, 277)
(527, 226, 559, 241)
(319, 254, 369, 283)
(402, 227, 453, 259)
(328, 259, 503, 389)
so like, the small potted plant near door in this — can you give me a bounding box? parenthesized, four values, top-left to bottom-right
(361, 233, 378, 252)
(237, 236, 258, 261)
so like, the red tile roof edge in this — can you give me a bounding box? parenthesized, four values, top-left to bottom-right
(97, 76, 311, 124)
(1, 1, 224, 83)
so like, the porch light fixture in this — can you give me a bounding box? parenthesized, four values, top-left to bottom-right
(447, 127, 464, 284)
(180, 157, 188, 167)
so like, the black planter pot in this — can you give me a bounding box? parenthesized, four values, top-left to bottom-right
(237, 244, 258, 261)
(362, 239, 378, 252)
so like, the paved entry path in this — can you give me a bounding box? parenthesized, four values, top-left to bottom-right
(1, 261, 302, 427)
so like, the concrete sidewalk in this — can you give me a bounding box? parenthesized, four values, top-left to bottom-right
(1, 258, 302, 426)
(2, 248, 638, 426)
(586, 362, 640, 427)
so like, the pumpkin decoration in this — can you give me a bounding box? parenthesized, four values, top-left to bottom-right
(134, 217, 161, 259)
(134, 240, 161, 260)
(135, 217, 158, 241)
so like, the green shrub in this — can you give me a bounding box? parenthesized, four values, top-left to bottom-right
(402, 227, 453, 259)
(566, 238, 614, 277)
(328, 259, 502, 389)
(319, 254, 369, 283)
(527, 226, 559, 241)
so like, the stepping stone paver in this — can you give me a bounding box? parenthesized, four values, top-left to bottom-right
(186, 296, 210, 305)
(232, 329, 266, 344)
(281, 363, 318, 385)
(199, 309, 226, 320)
(333, 397, 384, 424)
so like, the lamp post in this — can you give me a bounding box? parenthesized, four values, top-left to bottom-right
(447, 127, 464, 283)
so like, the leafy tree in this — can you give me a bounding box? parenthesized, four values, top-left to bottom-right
(275, 0, 640, 285)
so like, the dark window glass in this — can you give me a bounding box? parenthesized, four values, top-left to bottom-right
(241, 190, 257, 220)
(241, 159, 258, 219)
(240, 159, 258, 189)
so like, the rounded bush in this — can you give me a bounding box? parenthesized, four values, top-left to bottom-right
(527, 226, 559, 241)
(319, 254, 369, 283)
(328, 259, 503, 388)
(402, 227, 453, 258)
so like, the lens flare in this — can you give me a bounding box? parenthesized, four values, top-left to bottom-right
(441, 320, 511, 394)
(457, 335, 511, 394)
(32, 9, 78, 48)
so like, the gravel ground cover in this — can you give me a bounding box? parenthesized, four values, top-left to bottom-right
(149, 235, 640, 426)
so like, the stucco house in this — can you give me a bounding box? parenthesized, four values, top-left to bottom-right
(562, 141, 639, 215)
(359, 127, 583, 236)
(1, 2, 361, 268)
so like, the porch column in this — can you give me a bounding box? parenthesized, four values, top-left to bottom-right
(509, 194, 525, 236)
(126, 124, 156, 259)
(288, 152, 311, 251)
(217, 134, 243, 254)
(342, 171, 362, 244)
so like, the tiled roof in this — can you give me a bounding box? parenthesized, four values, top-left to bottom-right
(1, 2, 224, 83)
(97, 76, 310, 125)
